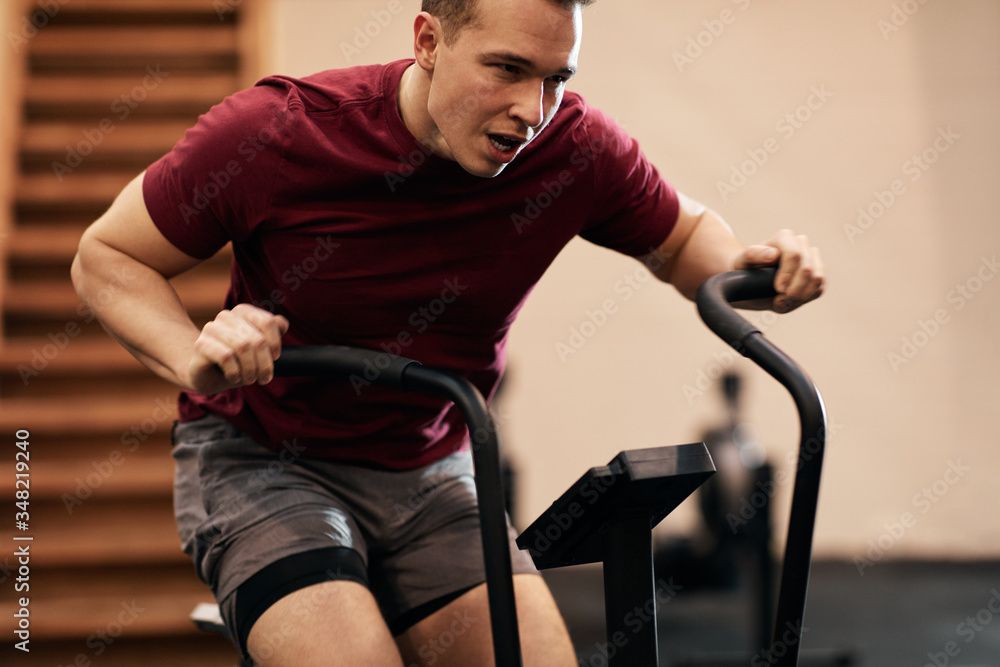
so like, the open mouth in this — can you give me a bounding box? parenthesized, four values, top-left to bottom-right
(489, 134, 522, 154)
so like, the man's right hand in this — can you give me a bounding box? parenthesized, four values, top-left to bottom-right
(188, 304, 290, 395)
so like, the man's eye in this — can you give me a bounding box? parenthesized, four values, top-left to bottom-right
(495, 64, 521, 76)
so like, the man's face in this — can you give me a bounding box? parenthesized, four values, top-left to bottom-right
(423, 0, 582, 178)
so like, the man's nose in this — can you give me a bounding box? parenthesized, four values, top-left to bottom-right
(509, 79, 546, 129)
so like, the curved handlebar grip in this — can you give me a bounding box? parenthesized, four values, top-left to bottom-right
(272, 345, 420, 389)
(695, 266, 777, 353)
(695, 266, 826, 667)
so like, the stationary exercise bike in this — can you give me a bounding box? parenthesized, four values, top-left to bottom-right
(191, 267, 828, 666)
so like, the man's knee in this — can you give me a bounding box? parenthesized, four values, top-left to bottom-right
(247, 580, 404, 667)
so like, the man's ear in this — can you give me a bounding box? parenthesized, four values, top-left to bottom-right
(413, 12, 442, 71)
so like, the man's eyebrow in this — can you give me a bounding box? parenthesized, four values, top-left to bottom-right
(483, 51, 577, 77)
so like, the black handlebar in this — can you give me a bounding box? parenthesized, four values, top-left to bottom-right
(272, 347, 523, 667)
(696, 267, 826, 667)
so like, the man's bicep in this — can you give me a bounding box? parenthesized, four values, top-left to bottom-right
(79, 171, 204, 279)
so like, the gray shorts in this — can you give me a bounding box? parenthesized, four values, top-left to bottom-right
(172, 414, 537, 655)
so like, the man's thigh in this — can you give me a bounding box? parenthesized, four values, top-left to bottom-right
(247, 580, 405, 667)
(395, 573, 576, 667)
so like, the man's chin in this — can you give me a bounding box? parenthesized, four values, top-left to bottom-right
(458, 160, 508, 179)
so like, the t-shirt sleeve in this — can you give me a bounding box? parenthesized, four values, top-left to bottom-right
(142, 83, 291, 259)
(576, 105, 679, 257)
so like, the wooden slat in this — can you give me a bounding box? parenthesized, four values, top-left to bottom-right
(7, 224, 233, 263)
(57, 0, 237, 12)
(32, 26, 237, 57)
(0, 453, 172, 497)
(0, 392, 178, 434)
(5, 223, 85, 259)
(0, 498, 184, 566)
(3, 273, 229, 315)
(0, 336, 142, 372)
(16, 171, 131, 206)
(22, 120, 192, 156)
(0, 636, 238, 667)
(25, 73, 236, 108)
(0, 595, 198, 639)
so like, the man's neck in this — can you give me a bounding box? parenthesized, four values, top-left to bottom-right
(397, 63, 444, 156)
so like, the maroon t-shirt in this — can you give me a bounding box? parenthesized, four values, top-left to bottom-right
(144, 59, 678, 469)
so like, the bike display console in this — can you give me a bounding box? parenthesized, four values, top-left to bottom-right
(517, 443, 717, 667)
(517, 443, 715, 570)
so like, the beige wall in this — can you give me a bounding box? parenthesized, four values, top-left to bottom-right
(271, 0, 999, 561)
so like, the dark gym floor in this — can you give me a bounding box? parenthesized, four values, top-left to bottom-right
(542, 559, 1000, 666)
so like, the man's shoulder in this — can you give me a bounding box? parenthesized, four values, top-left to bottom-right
(249, 60, 409, 113)
(551, 91, 616, 137)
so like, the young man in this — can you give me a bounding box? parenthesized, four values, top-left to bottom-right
(72, 0, 824, 664)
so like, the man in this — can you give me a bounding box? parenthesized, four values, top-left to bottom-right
(71, 0, 824, 664)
